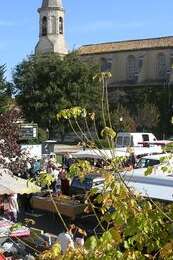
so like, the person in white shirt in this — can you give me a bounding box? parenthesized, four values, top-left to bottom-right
(3, 194, 19, 222)
(56, 225, 76, 254)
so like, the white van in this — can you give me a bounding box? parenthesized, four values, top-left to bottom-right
(116, 132, 157, 148)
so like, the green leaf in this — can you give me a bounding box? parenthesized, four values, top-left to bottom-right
(101, 127, 116, 140)
(144, 166, 153, 176)
(85, 236, 98, 251)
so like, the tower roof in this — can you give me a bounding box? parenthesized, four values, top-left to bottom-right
(41, 0, 63, 8)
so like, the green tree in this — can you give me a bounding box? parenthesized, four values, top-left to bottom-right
(0, 64, 12, 112)
(13, 52, 101, 141)
(0, 65, 4, 84)
(111, 105, 136, 132)
(135, 103, 160, 132)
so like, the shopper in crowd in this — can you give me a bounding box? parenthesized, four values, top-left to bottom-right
(128, 151, 136, 168)
(32, 158, 41, 178)
(56, 224, 76, 254)
(0, 196, 3, 215)
(63, 153, 73, 170)
(74, 227, 87, 247)
(124, 152, 136, 171)
(3, 194, 19, 222)
(53, 173, 62, 195)
(59, 168, 70, 196)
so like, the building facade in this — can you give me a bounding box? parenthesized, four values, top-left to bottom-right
(79, 37, 173, 91)
(79, 37, 173, 136)
(35, 0, 68, 56)
(35, 1, 173, 91)
(34, 1, 173, 137)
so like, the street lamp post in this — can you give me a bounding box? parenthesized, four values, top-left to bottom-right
(163, 69, 171, 139)
(119, 117, 123, 132)
(46, 128, 49, 140)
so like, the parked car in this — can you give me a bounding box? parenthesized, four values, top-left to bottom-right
(70, 174, 105, 196)
(121, 153, 173, 202)
(128, 153, 173, 176)
(135, 154, 162, 169)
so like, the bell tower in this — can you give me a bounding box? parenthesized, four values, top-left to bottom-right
(35, 0, 68, 56)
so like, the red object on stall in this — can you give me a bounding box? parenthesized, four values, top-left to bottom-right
(0, 254, 5, 260)
(0, 218, 30, 238)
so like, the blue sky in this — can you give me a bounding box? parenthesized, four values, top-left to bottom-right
(1, 0, 173, 80)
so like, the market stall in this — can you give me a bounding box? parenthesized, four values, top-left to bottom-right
(0, 168, 41, 195)
(0, 217, 30, 242)
(30, 195, 85, 220)
(0, 216, 31, 258)
(0, 168, 42, 258)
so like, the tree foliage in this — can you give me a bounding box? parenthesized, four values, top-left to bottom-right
(39, 162, 173, 259)
(0, 65, 26, 173)
(0, 64, 13, 113)
(37, 74, 173, 259)
(0, 109, 28, 175)
(110, 105, 136, 132)
(135, 103, 160, 131)
(13, 52, 101, 140)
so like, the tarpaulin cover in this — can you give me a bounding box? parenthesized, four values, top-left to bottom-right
(0, 168, 40, 195)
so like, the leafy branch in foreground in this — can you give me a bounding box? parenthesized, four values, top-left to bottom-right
(39, 171, 173, 259)
(39, 72, 173, 259)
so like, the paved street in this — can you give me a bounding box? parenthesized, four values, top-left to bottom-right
(19, 209, 99, 238)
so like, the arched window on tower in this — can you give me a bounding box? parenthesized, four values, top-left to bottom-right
(157, 53, 167, 80)
(127, 55, 136, 81)
(51, 16, 56, 34)
(59, 17, 63, 34)
(42, 16, 47, 36)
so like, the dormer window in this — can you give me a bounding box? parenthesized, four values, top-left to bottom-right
(42, 16, 47, 36)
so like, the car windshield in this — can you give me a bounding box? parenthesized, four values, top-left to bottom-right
(71, 176, 93, 190)
(83, 177, 93, 189)
(135, 158, 160, 168)
(93, 180, 104, 186)
(71, 175, 103, 190)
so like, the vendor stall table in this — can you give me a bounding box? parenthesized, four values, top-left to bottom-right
(0, 218, 32, 259)
(30, 195, 85, 220)
(0, 217, 30, 245)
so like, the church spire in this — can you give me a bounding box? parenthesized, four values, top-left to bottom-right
(35, 0, 68, 56)
(41, 0, 63, 9)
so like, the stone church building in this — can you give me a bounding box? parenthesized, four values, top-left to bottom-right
(79, 38, 173, 88)
(35, 0, 68, 56)
(36, 0, 173, 93)
(35, 0, 173, 137)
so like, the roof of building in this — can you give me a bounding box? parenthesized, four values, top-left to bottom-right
(78, 36, 173, 55)
(41, 0, 63, 8)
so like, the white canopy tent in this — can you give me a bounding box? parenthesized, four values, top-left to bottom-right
(71, 149, 130, 160)
(71, 146, 163, 161)
(0, 168, 41, 195)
